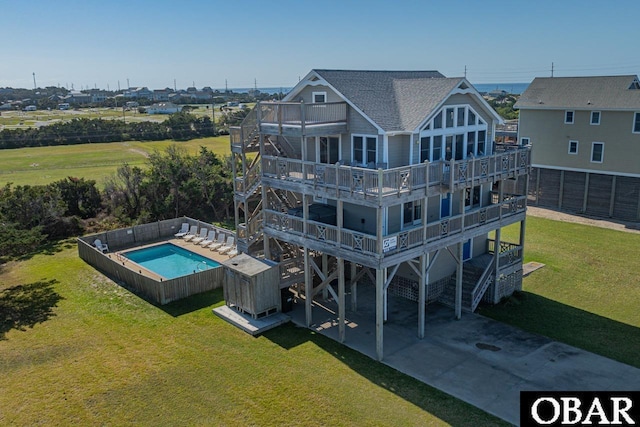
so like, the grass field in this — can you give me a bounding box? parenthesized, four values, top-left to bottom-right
(480, 217, 640, 368)
(0, 136, 232, 187)
(0, 243, 504, 426)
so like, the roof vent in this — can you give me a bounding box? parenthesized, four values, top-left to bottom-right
(538, 100, 544, 104)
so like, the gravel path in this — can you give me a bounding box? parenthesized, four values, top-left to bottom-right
(527, 206, 640, 234)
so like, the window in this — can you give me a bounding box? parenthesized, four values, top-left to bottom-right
(634, 112, 640, 133)
(433, 135, 443, 161)
(477, 130, 486, 155)
(465, 186, 481, 209)
(433, 111, 442, 129)
(445, 108, 454, 128)
(591, 142, 604, 163)
(590, 111, 600, 125)
(520, 137, 530, 146)
(565, 111, 574, 124)
(467, 110, 476, 126)
(352, 135, 377, 165)
(403, 201, 422, 227)
(312, 92, 326, 103)
(420, 136, 430, 162)
(568, 140, 578, 154)
(457, 107, 465, 126)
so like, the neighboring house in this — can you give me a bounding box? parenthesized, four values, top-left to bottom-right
(24, 105, 36, 111)
(515, 75, 640, 221)
(146, 102, 182, 114)
(152, 89, 173, 102)
(231, 69, 531, 360)
(124, 87, 153, 99)
(63, 91, 92, 104)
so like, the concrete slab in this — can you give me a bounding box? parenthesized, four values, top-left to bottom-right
(287, 284, 640, 425)
(213, 305, 290, 336)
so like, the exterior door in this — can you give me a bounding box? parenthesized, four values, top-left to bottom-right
(463, 239, 472, 261)
(440, 193, 451, 218)
(318, 136, 339, 164)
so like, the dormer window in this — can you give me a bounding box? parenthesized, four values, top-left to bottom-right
(629, 78, 640, 90)
(312, 91, 327, 103)
(565, 111, 574, 124)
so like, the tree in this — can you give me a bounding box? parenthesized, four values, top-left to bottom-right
(52, 177, 102, 218)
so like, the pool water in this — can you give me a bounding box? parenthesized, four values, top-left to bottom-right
(122, 243, 220, 279)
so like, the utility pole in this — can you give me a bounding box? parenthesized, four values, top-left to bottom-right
(127, 78, 130, 89)
(464, 65, 467, 78)
(225, 79, 228, 93)
(118, 80, 121, 91)
(32, 72, 37, 89)
(551, 62, 554, 78)
(174, 78, 177, 91)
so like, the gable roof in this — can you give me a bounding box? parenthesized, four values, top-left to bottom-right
(306, 70, 470, 132)
(514, 75, 640, 111)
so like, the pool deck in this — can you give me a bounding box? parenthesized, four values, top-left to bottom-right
(108, 237, 235, 282)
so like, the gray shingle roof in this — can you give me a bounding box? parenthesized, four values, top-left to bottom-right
(313, 70, 463, 132)
(514, 75, 640, 110)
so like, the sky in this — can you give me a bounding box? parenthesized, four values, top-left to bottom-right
(1, 0, 639, 91)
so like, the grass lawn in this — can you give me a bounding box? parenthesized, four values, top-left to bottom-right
(480, 216, 640, 368)
(0, 243, 504, 426)
(0, 136, 231, 187)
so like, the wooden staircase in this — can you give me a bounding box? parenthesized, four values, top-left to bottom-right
(438, 254, 493, 312)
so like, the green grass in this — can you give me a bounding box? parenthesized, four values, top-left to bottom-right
(0, 136, 231, 187)
(0, 244, 503, 426)
(480, 216, 640, 367)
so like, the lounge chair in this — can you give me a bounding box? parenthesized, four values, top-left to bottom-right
(217, 236, 235, 254)
(182, 225, 199, 241)
(226, 246, 238, 258)
(198, 230, 216, 246)
(94, 239, 109, 253)
(208, 234, 226, 251)
(191, 228, 209, 245)
(174, 222, 189, 238)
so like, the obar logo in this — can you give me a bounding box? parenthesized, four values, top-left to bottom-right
(521, 392, 639, 426)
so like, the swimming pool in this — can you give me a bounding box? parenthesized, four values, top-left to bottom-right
(122, 243, 220, 279)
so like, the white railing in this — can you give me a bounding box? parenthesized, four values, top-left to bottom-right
(471, 257, 496, 312)
(263, 195, 526, 259)
(262, 147, 530, 201)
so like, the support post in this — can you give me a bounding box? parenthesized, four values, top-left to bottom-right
(455, 244, 463, 320)
(518, 219, 526, 291)
(376, 268, 384, 361)
(338, 257, 345, 343)
(559, 170, 565, 210)
(304, 247, 312, 327)
(609, 176, 616, 218)
(418, 253, 427, 339)
(350, 262, 357, 312)
(322, 254, 329, 300)
(493, 228, 501, 304)
(582, 172, 590, 213)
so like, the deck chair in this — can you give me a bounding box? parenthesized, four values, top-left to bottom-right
(198, 230, 216, 246)
(191, 228, 208, 245)
(182, 225, 199, 241)
(208, 234, 226, 251)
(94, 239, 109, 253)
(226, 246, 239, 258)
(174, 222, 189, 238)
(217, 236, 235, 254)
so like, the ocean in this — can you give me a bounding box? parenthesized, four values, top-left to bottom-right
(471, 83, 529, 95)
(230, 83, 529, 96)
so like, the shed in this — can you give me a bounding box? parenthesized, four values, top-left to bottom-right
(222, 254, 280, 318)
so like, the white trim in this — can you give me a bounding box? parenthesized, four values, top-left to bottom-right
(531, 164, 640, 178)
(568, 140, 579, 155)
(312, 91, 327, 103)
(590, 111, 601, 125)
(590, 142, 604, 163)
(564, 110, 574, 124)
(633, 112, 640, 134)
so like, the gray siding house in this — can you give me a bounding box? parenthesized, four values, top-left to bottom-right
(231, 70, 531, 360)
(515, 75, 640, 220)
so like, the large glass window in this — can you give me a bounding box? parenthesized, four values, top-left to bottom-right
(477, 130, 486, 155)
(353, 136, 363, 163)
(468, 110, 476, 126)
(433, 111, 442, 129)
(433, 135, 443, 161)
(446, 108, 454, 128)
(366, 137, 376, 163)
(420, 136, 430, 162)
(457, 107, 465, 127)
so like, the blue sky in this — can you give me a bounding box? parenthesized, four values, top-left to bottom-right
(1, 0, 639, 90)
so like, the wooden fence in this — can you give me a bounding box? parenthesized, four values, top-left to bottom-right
(78, 217, 227, 305)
